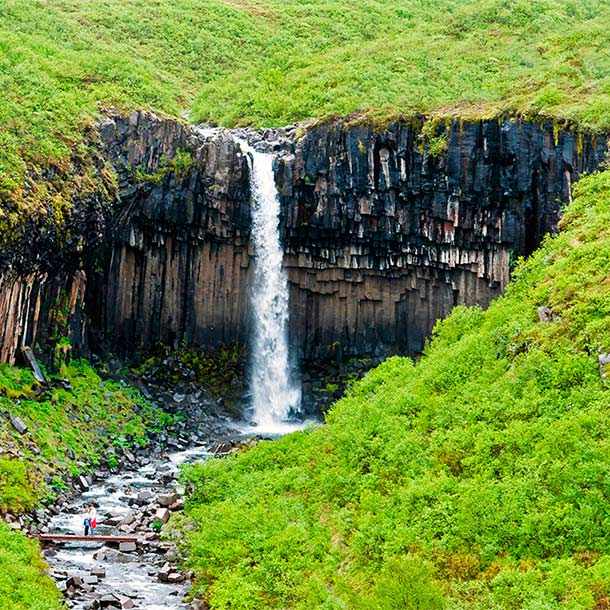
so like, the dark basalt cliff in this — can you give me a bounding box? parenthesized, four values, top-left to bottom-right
(276, 118, 606, 357)
(0, 112, 606, 374)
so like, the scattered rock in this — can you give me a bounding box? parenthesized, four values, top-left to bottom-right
(9, 414, 27, 434)
(155, 508, 171, 524)
(157, 492, 179, 507)
(137, 490, 154, 503)
(157, 563, 172, 582)
(599, 353, 610, 382)
(537, 305, 553, 323)
(119, 541, 137, 553)
(99, 594, 122, 608)
(76, 475, 90, 491)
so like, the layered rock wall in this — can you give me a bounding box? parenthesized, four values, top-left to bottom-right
(0, 271, 87, 365)
(276, 118, 606, 357)
(97, 114, 252, 352)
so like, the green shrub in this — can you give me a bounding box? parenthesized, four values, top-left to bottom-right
(0, 458, 37, 513)
(367, 557, 446, 610)
(0, 521, 62, 610)
(180, 170, 610, 608)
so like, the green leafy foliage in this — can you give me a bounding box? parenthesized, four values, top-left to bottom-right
(181, 169, 610, 608)
(0, 521, 63, 610)
(0, 458, 37, 514)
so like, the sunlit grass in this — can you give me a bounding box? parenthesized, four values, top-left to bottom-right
(2, 0, 610, 196)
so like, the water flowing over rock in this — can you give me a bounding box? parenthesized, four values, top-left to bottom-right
(238, 140, 301, 426)
(0, 112, 607, 393)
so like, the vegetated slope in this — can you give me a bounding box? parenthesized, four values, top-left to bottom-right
(0, 359, 169, 609)
(0, 521, 62, 610)
(182, 169, 610, 609)
(0, 359, 168, 513)
(2, 0, 610, 198)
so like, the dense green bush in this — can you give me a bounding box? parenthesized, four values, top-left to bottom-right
(181, 170, 610, 608)
(0, 458, 37, 514)
(0, 521, 62, 610)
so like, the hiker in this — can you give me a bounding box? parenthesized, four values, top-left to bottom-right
(89, 504, 97, 536)
(83, 506, 91, 536)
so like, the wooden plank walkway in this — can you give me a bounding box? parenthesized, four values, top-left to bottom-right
(37, 534, 138, 543)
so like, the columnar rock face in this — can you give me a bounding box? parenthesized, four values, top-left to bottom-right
(96, 114, 252, 352)
(0, 271, 87, 364)
(0, 112, 606, 368)
(274, 118, 607, 357)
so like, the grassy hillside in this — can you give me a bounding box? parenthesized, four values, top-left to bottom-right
(3, 0, 610, 199)
(181, 169, 610, 609)
(0, 358, 169, 513)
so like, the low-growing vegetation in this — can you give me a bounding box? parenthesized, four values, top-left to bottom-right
(181, 169, 610, 608)
(0, 358, 168, 512)
(0, 521, 63, 610)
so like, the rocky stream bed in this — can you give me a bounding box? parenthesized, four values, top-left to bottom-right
(41, 443, 215, 610)
(29, 419, 262, 610)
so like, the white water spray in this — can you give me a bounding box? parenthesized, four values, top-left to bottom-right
(239, 141, 301, 429)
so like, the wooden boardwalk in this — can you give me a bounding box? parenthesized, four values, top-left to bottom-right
(37, 534, 138, 543)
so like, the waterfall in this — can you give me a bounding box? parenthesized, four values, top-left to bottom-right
(239, 141, 301, 428)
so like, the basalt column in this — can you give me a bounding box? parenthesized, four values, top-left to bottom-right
(275, 118, 607, 360)
(97, 114, 253, 353)
(2, 113, 603, 369)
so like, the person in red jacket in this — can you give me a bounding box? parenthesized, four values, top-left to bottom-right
(89, 504, 97, 536)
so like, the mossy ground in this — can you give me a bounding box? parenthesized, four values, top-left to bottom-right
(130, 343, 246, 413)
(0, 358, 170, 513)
(181, 170, 610, 608)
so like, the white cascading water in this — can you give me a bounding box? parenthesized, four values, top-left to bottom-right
(239, 140, 301, 429)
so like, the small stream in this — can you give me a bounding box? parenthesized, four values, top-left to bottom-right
(43, 446, 213, 610)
